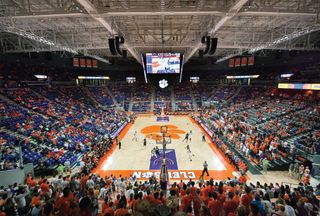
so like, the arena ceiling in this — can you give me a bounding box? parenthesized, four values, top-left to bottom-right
(0, 0, 320, 64)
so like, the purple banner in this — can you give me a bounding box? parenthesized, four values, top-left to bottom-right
(157, 116, 170, 122)
(149, 149, 178, 170)
(112, 122, 128, 139)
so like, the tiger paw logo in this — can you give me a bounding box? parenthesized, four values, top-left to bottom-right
(141, 125, 185, 141)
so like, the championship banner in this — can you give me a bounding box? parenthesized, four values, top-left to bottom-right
(86, 59, 92, 68)
(80, 58, 86, 67)
(234, 58, 241, 67)
(248, 56, 254, 66)
(241, 57, 247, 66)
(92, 59, 98, 68)
(228, 58, 234, 67)
(73, 58, 79, 67)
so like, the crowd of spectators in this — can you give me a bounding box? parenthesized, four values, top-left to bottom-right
(88, 87, 115, 107)
(131, 85, 151, 112)
(0, 87, 128, 173)
(0, 169, 319, 216)
(197, 87, 319, 174)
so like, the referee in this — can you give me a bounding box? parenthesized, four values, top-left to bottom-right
(202, 161, 209, 176)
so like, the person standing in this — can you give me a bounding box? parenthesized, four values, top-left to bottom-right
(183, 133, 189, 143)
(151, 148, 157, 158)
(115, 135, 119, 145)
(132, 131, 138, 142)
(298, 164, 305, 180)
(187, 147, 193, 162)
(202, 133, 206, 142)
(118, 141, 121, 150)
(262, 158, 269, 174)
(143, 137, 147, 148)
(202, 161, 209, 176)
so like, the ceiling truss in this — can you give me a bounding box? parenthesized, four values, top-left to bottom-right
(0, 0, 319, 63)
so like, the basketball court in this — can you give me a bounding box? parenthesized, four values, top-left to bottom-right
(93, 115, 236, 181)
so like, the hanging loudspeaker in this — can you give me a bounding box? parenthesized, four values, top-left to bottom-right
(108, 38, 117, 56)
(201, 36, 206, 43)
(208, 38, 218, 55)
(203, 36, 211, 55)
(122, 50, 127, 59)
(199, 50, 204, 58)
(115, 36, 124, 55)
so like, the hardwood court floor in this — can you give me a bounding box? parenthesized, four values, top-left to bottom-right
(93, 115, 237, 181)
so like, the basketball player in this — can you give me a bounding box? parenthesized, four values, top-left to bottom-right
(183, 132, 189, 143)
(186, 144, 190, 151)
(155, 146, 160, 157)
(186, 145, 194, 162)
(202, 161, 209, 176)
(187, 148, 193, 162)
(143, 137, 147, 147)
(151, 148, 157, 158)
(132, 131, 138, 142)
(202, 133, 206, 142)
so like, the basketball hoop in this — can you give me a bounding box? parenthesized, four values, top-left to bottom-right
(160, 125, 168, 134)
(156, 134, 171, 145)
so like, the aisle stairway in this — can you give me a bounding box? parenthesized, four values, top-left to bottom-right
(150, 87, 155, 112)
(128, 97, 133, 112)
(82, 87, 100, 107)
(225, 86, 242, 104)
(105, 86, 121, 109)
(190, 88, 198, 112)
(171, 87, 175, 112)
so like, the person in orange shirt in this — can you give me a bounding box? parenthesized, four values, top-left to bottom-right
(193, 189, 202, 216)
(223, 192, 238, 215)
(153, 192, 163, 205)
(239, 174, 247, 185)
(101, 197, 110, 215)
(232, 190, 240, 206)
(143, 189, 155, 204)
(208, 192, 223, 216)
(55, 188, 74, 216)
(241, 187, 253, 209)
(102, 202, 114, 216)
(114, 197, 129, 216)
(180, 189, 192, 212)
(40, 179, 50, 195)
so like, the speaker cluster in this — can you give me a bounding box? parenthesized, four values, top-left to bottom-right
(108, 36, 127, 58)
(199, 36, 218, 57)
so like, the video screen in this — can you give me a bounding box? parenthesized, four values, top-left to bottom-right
(146, 53, 180, 74)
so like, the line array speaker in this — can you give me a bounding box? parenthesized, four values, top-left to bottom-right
(108, 38, 117, 56)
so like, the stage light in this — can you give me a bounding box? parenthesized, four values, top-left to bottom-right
(226, 75, 259, 79)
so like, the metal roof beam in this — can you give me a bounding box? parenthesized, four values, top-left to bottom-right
(1, 10, 317, 20)
(75, 0, 141, 63)
(184, 0, 250, 63)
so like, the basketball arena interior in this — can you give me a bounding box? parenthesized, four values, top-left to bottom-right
(0, 0, 320, 215)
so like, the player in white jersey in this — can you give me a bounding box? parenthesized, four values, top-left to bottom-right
(151, 148, 157, 158)
(185, 145, 194, 162)
(132, 130, 138, 142)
